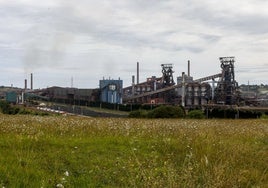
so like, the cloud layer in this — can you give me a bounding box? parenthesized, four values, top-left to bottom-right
(0, 0, 268, 88)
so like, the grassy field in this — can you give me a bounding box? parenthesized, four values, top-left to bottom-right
(0, 114, 267, 187)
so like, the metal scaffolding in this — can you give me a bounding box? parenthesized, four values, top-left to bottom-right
(214, 57, 239, 105)
(161, 64, 175, 87)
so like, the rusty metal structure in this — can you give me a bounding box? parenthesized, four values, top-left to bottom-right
(123, 62, 218, 106)
(214, 57, 239, 105)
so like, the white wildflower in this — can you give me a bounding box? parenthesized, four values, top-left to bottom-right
(64, 171, 69, 176)
(204, 155, 209, 166)
(56, 183, 64, 188)
(61, 177, 67, 183)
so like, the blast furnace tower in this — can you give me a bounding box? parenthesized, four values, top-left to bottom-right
(214, 57, 239, 105)
(161, 64, 175, 87)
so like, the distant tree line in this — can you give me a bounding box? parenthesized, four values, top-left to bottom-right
(0, 100, 49, 116)
(128, 105, 268, 119)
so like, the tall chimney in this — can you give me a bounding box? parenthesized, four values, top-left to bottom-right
(132, 75, 135, 84)
(24, 79, 27, 90)
(132, 75, 135, 96)
(137, 62, 139, 85)
(181, 72, 185, 107)
(30, 73, 33, 90)
(188, 60, 190, 76)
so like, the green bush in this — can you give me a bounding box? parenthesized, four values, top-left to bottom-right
(148, 105, 185, 118)
(18, 108, 32, 115)
(0, 100, 50, 116)
(0, 100, 12, 114)
(187, 110, 205, 119)
(208, 108, 264, 119)
(128, 106, 185, 119)
(260, 113, 268, 119)
(129, 110, 148, 118)
(9, 107, 20, 115)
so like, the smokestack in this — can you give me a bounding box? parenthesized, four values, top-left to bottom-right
(132, 75, 135, 96)
(24, 79, 27, 90)
(132, 75, 135, 84)
(181, 72, 185, 107)
(30, 73, 33, 90)
(137, 62, 139, 85)
(188, 60, 190, 76)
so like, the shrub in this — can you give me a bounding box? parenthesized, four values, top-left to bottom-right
(0, 100, 50, 116)
(209, 108, 239, 119)
(148, 105, 185, 118)
(9, 107, 20, 115)
(129, 110, 148, 118)
(260, 113, 268, 119)
(238, 110, 262, 119)
(0, 100, 13, 114)
(129, 106, 185, 119)
(0, 100, 21, 114)
(18, 108, 32, 115)
(187, 110, 205, 119)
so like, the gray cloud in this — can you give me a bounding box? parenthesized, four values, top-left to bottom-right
(0, 0, 268, 88)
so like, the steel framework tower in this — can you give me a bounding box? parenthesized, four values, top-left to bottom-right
(161, 64, 175, 87)
(214, 57, 239, 105)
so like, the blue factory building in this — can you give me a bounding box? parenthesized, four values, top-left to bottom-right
(100, 78, 123, 104)
(6, 91, 18, 104)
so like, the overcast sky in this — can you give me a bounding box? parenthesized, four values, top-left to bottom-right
(1, 0, 268, 89)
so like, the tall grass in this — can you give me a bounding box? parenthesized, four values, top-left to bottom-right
(0, 114, 267, 187)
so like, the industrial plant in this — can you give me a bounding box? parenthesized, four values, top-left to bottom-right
(123, 57, 240, 107)
(1, 56, 268, 114)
